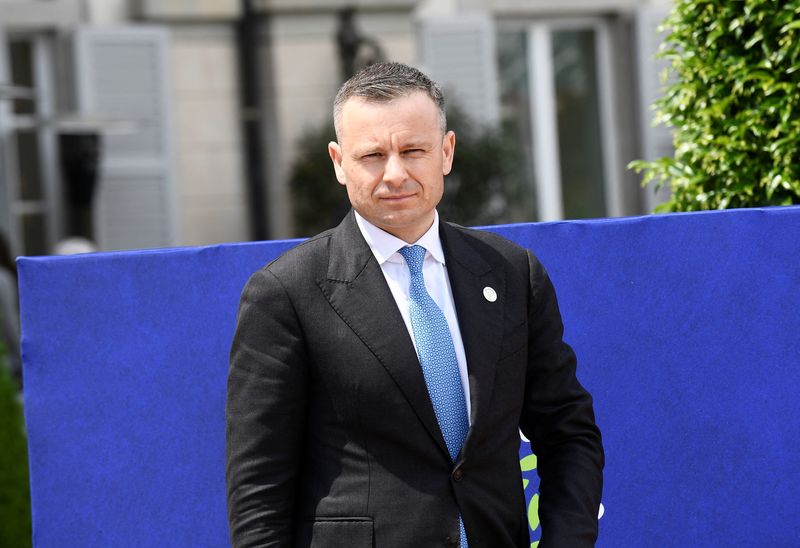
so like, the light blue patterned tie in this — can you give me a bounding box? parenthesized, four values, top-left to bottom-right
(398, 245, 470, 548)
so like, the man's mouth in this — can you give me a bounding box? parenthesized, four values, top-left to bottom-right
(380, 193, 415, 201)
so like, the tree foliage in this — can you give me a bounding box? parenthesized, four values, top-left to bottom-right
(289, 121, 350, 238)
(631, 0, 800, 211)
(437, 104, 529, 227)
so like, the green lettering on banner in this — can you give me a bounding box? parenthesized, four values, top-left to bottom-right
(519, 453, 540, 541)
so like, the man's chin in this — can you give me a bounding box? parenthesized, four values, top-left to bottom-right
(369, 214, 434, 242)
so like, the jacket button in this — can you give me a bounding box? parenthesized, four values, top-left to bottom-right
(445, 535, 459, 547)
(452, 468, 463, 481)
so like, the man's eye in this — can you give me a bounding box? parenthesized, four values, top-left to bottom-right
(362, 152, 382, 159)
(403, 149, 424, 155)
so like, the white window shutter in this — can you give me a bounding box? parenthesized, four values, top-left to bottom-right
(72, 26, 180, 251)
(419, 14, 500, 127)
(635, 7, 673, 210)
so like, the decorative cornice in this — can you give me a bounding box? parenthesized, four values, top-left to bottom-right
(490, 0, 645, 17)
(254, 0, 419, 15)
(0, 0, 83, 29)
(136, 0, 241, 22)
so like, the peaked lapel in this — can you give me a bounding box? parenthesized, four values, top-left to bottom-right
(317, 212, 451, 460)
(440, 222, 505, 463)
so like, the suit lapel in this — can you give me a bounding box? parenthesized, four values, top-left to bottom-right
(440, 223, 505, 461)
(317, 212, 451, 460)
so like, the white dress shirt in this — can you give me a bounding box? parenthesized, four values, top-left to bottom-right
(354, 210, 472, 423)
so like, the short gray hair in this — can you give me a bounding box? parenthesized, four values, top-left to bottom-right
(333, 62, 447, 139)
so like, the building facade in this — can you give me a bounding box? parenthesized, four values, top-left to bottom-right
(0, 0, 672, 255)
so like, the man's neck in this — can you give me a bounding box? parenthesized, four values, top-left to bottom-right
(354, 212, 438, 246)
(354, 210, 444, 265)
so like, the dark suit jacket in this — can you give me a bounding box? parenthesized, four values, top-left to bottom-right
(227, 211, 603, 548)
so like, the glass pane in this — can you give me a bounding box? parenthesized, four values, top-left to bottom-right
(552, 29, 606, 219)
(9, 39, 35, 116)
(21, 213, 47, 256)
(496, 30, 538, 222)
(15, 129, 42, 201)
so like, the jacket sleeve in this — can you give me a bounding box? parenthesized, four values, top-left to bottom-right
(520, 251, 604, 547)
(226, 267, 309, 547)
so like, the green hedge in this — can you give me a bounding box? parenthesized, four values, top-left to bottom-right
(632, 0, 800, 211)
(0, 344, 31, 548)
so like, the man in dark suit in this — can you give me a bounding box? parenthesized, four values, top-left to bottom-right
(227, 62, 603, 547)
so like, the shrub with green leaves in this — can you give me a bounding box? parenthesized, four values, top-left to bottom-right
(0, 343, 32, 548)
(631, 1, 800, 211)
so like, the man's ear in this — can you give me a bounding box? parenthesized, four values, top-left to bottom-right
(328, 141, 347, 185)
(441, 130, 456, 176)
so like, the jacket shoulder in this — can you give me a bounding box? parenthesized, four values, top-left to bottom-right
(444, 222, 534, 265)
(241, 229, 335, 294)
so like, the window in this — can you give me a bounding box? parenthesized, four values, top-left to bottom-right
(498, 18, 623, 221)
(0, 33, 60, 256)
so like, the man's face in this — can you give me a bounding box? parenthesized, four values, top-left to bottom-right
(328, 92, 456, 243)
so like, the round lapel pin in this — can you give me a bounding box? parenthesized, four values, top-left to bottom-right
(483, 286, 497, 302)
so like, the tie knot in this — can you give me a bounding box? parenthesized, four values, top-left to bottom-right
(399, 245, 426, 275)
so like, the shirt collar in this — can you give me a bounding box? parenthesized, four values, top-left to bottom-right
(354, 210, 446, 266)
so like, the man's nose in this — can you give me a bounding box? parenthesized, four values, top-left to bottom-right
(382, 153, 408, 185)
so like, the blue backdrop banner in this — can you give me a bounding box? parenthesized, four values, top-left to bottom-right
(19, 207, 800, 546)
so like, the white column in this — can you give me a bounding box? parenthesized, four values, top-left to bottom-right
(528, 24, 563, 221)
(596, 21, 623, 217)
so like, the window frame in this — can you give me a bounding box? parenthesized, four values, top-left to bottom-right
(0, 30, 62, 256)
(499, 17, 623, 221)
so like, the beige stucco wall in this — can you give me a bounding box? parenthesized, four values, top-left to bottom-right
(263, 9, 417, 238)
(170, 25, 249, 245)
(109, 2, 418, 241)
